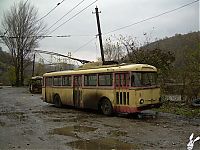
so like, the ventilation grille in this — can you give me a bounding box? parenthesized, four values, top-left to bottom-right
(116, 92, 129, 105)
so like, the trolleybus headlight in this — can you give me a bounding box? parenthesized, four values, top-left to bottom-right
(139, 99, 144, 104)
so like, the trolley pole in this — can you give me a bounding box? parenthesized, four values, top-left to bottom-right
(94, 7, 105, 65)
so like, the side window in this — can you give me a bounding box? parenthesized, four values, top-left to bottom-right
(98, 73, 113, 86)
(62, 76, 71, 86)
(46, 77, 52, 86)
(53, 76, 61, 86)
(84, 74, 97, 86)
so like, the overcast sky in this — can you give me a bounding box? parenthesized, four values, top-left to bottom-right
(0, 0, 199, 63)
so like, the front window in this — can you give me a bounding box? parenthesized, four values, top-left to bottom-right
(34, 79, 42, 85)
(131, 72, 157, 87)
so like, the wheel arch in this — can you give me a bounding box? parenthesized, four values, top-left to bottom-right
(53, 93, 63, 107)
(53, 93, 60, 102)
(98, 96, 113, 116)
(98, 96, 113, 111)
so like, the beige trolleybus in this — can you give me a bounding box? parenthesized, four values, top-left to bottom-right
(42, 64, 161, 115)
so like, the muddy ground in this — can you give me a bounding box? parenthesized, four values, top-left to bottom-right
(0, 87, 199, 150)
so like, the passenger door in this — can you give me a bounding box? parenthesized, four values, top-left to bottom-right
(73, 75, 82, 107)
(115, 73, 130, 105)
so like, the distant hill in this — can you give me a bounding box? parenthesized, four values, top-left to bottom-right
(141, 31, 199, 67)
(0, 49, 12, 73)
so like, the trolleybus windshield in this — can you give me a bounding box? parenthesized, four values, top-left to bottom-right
(131, 72, 157, 87)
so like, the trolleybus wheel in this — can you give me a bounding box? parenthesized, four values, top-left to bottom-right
(54, 94, 62, 108)
(100, 99, 113, 116)
(29, 84, 33, 93)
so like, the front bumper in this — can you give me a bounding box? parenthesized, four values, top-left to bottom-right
(113, 102, 162, 113)
(137, 102, 162, 111)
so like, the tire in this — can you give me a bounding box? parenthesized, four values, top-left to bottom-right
(54, 94, 62, 108)
(100, 99, 113, 116)
(29, 84, 33, 93)
(192, 98, 200, 107)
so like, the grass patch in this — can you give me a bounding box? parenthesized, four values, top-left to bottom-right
(154, 101, 200, 118)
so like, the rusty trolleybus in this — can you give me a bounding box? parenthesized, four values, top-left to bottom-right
(42, 64, 161, 115)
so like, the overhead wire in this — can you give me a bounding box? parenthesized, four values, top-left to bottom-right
(49, 0, 98, 34)
(24, 0, 29, 5)
(104, 0, 199, 35)
(36, 0, 65, 22)
(0, 34, 94, 38)
(47, 0, 86, 32)
(2, 0, 65, 37)
(57, 0, 198, 55)
(72, 36, 96, 54)
(0, 35, 70, 38)
(8, 0, 196, 60)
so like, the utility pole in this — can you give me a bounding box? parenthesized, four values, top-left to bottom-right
(93, 6, 105, 65)
(32, 53, 35, 77)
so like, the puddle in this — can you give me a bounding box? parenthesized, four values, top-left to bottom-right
(109, 130, 127, 137)
(103, 124, 120, 128)
(66, 138, 138, 150)
(51, 118, 72, 122)
(52, 125, 97, 137)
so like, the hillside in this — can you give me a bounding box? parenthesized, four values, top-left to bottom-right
(0, 49, 12, 72)
(141, 31, 199, 67)
(0, 32, 199, 85)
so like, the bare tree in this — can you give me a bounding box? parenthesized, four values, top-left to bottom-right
(103, 38, 124, 62)
(103, 35, 140, 63)
(118, 35, 140, 62)
(0, 1, 46, 86)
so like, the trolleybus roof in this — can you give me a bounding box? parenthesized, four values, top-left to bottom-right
(43, 64, 157, 77)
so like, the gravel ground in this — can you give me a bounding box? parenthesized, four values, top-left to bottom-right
(0, 87, 199, 150)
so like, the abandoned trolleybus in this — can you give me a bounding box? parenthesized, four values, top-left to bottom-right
(29, 76, 42, 94)
(42, 64, 161, 115)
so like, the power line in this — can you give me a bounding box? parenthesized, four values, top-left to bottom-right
(49, 0, 98, 34)
(24, 0, 29, 5)
(0, 35, 69, 38)
(104, 0, 199, 35)
(0, 34, 94, 38)
(36, 0, 65, 22)
(68, 34, 94, 37)
(47, 0, 86, 32)
(2, 0, 64, 36)
(73, 37, 96, 54)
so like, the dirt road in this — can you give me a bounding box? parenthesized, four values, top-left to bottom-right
(0, 87, 199, 150)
